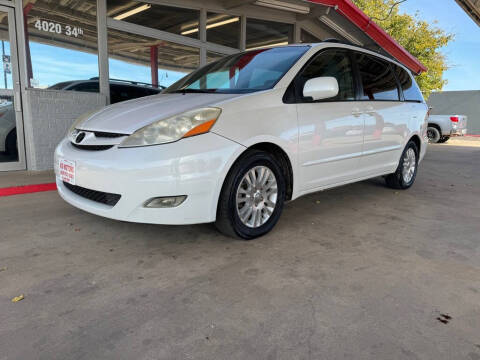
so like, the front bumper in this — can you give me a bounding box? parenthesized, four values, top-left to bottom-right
(54, 133, 244, 225)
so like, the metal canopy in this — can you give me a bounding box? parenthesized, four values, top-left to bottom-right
(21, 0, 427, 77)
(455, 0, 480, 26)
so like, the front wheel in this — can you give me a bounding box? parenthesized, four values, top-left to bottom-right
(215, 150, 286, 240)
(437, 136, 450, 143)
(385, 141, 419, 190)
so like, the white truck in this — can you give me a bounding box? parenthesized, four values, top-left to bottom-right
(427, 115, 468, 143)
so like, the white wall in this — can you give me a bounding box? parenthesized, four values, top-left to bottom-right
(22, 89, 106, 170)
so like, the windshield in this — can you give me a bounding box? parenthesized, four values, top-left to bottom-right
(165, 46, 310, 94)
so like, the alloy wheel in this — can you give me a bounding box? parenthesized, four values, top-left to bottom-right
(236, 166, 278, 228)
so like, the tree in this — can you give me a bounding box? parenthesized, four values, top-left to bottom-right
(353, 0, 454, 99)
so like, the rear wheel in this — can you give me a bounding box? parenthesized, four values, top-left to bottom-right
(385, 141, 419, 190)
(215, 150, 286, 240)
(427, 126, 441, 143)
(437, 136, 450, 143)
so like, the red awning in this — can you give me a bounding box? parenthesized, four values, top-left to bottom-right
(307, 0, 428, 74)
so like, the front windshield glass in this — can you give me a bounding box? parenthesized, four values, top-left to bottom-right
(165, 46, 309, 94)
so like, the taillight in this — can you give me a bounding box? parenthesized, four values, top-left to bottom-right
(450, 116, 459, 123)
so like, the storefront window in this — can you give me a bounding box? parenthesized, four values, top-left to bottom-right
(108, 28, 199, 92)
(23, 0, 98, 89)
(206, 13, 241, 49)
(301, 29, 322, 43)
(107, 1, 199, 39)
(0, 15, 12, 90)
(246, 18, 293, 50)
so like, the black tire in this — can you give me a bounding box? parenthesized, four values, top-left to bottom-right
(427, 126, 441, 143)
(385, 141, 419, 190)
(215, 149, 286, 240)
(437, 136, 450, 143)
(5, 129, 17, 156)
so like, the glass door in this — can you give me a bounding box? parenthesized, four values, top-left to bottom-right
(0, 5, 25, 171)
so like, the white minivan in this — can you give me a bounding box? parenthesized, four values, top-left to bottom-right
(55, 43, 428, 239)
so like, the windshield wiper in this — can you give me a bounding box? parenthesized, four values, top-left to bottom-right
(170, 88, 218, 94)
(170, 88, 222, 94)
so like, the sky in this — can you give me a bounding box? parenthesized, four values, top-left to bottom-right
(400, 0, 480, 91)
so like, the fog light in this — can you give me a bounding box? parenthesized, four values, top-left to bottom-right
(144, 196, 187, 208)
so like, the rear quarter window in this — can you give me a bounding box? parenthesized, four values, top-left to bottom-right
(394, 66, 424, 102)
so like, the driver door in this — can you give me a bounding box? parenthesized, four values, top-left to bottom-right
(296, 49, 364, 191)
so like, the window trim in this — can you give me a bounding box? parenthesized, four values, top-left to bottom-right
(393, 64, 425, 103)
(392, 64, 405, 102)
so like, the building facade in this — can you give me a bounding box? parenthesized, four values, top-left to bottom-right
(0, 0, 424, 171)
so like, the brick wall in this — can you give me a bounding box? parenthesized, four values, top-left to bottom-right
(23, 89, 106, 170)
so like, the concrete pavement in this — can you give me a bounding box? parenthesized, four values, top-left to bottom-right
(0, 142, 479, 360)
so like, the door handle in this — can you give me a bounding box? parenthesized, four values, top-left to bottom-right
(365, 106, 375, 114)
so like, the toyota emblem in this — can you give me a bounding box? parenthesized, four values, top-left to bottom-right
(75, 132, 86, 144)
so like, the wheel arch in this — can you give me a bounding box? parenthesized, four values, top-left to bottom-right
(427, 122, 442, 133)
(247, 142, 294, 201)
(409, 134, 421, 154)
(211, 140, 295, 221)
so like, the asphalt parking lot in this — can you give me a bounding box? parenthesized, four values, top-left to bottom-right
(1, 139, 479, 360)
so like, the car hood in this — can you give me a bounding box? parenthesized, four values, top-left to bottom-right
(77, 93, 242, 134)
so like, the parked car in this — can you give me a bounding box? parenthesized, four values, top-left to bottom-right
(55, 43, 428, 239)
(48, 78, 164, 104)
(427, 114, 468, 143)
(0, 79, 163, 159)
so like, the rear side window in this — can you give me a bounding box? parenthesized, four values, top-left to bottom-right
(110, 84, 133, 104)
(70, 82, 99, 93)
(298, 49, 355, 101)
(355, 53, 400, 101)
(394, 66, 424, 102)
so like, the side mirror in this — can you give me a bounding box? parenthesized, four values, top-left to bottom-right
(303, 76, 339, 101)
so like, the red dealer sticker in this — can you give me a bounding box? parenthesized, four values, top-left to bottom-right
(59, 159, 76, 185)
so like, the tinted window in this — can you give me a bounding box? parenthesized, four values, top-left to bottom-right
(356, 53, 400, 101)
(298, 49, 355, 101)
(110, 84, 135, 104)
(48, 81, 75, 90)
(394, 66, 424, 102)
(109, 84, 160, 103)
(70, 82, 100, 93)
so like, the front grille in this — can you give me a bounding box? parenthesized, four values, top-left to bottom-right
(63, 182, 121, 206)
(93, 131, 128, 138)
(71, 143, 114, 151)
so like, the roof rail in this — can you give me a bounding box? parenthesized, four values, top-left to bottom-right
(306, 0, 427, 74)
(322, 38, 387, 57)
(89, 77, 165, 89)
(323, 38, 344, 43)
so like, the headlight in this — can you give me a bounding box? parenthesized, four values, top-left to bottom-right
(68, 108, 101, 134)
(119, 107, 221, 148)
